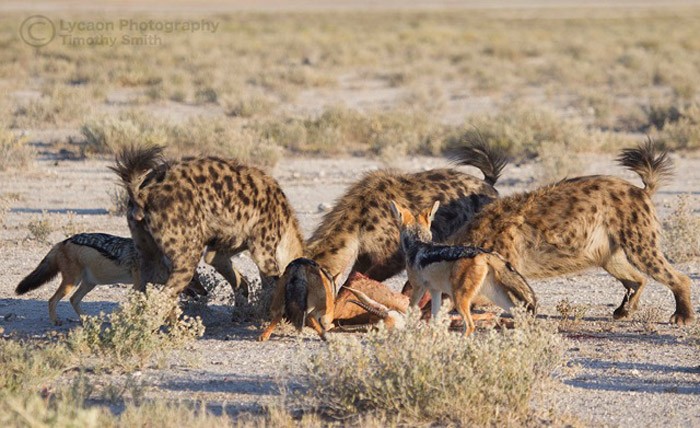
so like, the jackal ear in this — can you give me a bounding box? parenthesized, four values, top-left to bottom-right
(420, 200, 440, 225)
(427, 200, 440, 223)
(389, 200, 403, 223)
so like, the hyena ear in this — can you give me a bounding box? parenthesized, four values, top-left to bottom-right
(389, 200, 403, 223)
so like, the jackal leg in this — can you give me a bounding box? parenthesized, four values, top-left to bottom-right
(307, 316, 327, 341)
(69, 279, 97, 320)
(452, 258, 489, 336)
(259, 278, 286, 341)
(49, 277, 78, 326)
(603, 249, 647, 320)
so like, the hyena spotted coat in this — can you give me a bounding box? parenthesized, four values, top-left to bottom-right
(112, 146, 305, 296)
(448, 141, 695, 325)
(303, 143, 507, 284)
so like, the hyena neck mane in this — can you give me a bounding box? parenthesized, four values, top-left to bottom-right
(278, 216, 307, 270)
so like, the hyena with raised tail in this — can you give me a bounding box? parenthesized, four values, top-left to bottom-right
(260, 142, 507, 340)
(111, 146, 305, 297)
(304, 142, 506, 285)
(449, 141, 695, 325)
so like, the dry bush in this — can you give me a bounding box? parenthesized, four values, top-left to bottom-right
(60, 211, 80, 238)
(556, 299, 589, 331)
(653, 104, 700, 151)
(12, 85, 90, 129)
(167, 117, 282, 167)
(535, 141, 585, 185)
(0, 339, 73, 395)
(223, 92, 277, 118)
(633, 307, 663, 334)
(80, 110, 168, 155)
(68, 286, 205, 372)
(0, 125, 33, 172)
(448, 104, 594, 160)
(108, 187, 130, 216)
(257, 105, 443, 156)
(26, 212, 53, 243)
(663, 194, 700, 263)
(295, 308, 564, 425)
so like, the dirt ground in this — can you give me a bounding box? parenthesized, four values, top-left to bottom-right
(0, 151, 698, 426)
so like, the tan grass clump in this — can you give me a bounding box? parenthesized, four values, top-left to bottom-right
(449, 104, 591, 160)
(80, 110, 168, 155)
(0, 126, 33, 172)
(68, 286, 205, 372)
(296, 308, 564, 425)
(663, 194, 700, 263)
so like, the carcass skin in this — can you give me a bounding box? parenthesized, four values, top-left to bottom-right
(333, 272, 409, 326)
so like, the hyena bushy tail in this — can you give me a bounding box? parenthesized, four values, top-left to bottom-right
(617, 140, 673, 196)
(283, 261, 310, 331)
(450, 139, 508, 186)
(109, 145, 167, 211)
(15, 244, 61, 294)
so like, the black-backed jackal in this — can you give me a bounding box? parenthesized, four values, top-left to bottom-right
(15, 233, 138, 325)
(391, 201, 537, 336)
(15, 233, 225, 325)
(259, 258, 335, 341)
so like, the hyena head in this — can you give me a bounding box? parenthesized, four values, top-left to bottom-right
(483, 252, 538, 313)
(282, 258, 336, 337)
(390, 200, 440, 247)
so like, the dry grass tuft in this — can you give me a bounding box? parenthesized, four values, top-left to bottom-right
(556, 299, 589, 331)
(663, 194, 700, 263)
(295, 308, 564, 425)
(26, 212, 54, 243)
(0, 126, 33, 172)
(68, 286, 205, 372)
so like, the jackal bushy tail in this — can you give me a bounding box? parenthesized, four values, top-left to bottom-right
(15, 245, 61, 294)
(450, 139, 507, 186)
(617, 140, 673, 195)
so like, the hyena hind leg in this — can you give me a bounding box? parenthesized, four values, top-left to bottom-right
(602, 249, 647, 320)
(205, 251, 250, 297)
(162, 247, 203, 298)
(626, 247, 695, 325)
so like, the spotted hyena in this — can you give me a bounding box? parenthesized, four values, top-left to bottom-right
(274, 143, 506, 304)
(448, 141, 695, 325)
(111, 146, 305, 296)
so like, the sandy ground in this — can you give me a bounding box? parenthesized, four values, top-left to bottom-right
(0, 151, 698, 426)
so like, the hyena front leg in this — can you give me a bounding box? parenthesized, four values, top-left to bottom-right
(603, 249, 647, 319)
(248, 238, 281, 290)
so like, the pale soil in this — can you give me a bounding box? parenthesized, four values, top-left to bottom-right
(0, 152, 698, 426)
